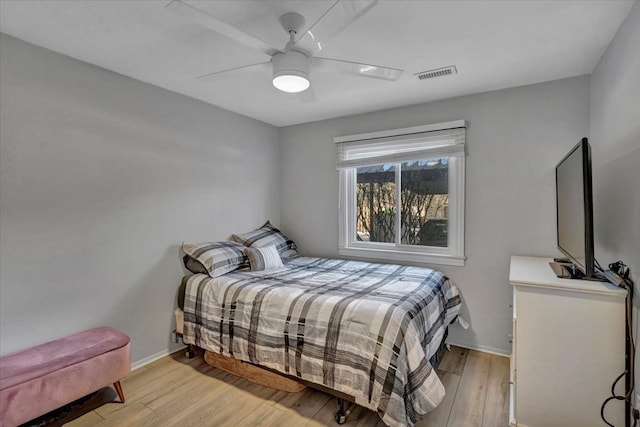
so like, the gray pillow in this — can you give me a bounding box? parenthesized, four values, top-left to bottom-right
(231, 221, 298, 260)
(244, 246, 284, 271)
(182, 255, 208, 275)
(181, 241, 247, 278)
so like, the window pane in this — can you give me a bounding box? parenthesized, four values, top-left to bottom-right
(356, 164, 396, 243)
(400, 159, 448, 247)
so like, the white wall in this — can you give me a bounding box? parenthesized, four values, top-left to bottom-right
(590, 2, 639, 280)
(0, 34, 280, 364)
(589, 1, 640, 406)
(280, 76, 590, 354)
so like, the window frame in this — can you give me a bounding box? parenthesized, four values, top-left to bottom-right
(337, 121, 466, 267)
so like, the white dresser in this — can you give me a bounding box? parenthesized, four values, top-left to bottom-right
(509, 256, 627, 427)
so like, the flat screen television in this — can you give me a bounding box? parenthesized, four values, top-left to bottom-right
(555, 138, 595, 278)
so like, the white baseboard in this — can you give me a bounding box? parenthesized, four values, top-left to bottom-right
(446, 339, 511, 357)
(131, 345, 186, 371)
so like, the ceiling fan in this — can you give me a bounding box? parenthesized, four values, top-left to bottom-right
(165, 0, 403, 97)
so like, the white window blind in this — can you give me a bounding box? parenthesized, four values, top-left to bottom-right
(336, 123, 466, 170)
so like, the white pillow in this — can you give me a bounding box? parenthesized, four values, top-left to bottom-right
(244, 245, 284, 271)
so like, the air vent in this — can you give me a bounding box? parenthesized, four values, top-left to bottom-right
(415, 65, 457, 80)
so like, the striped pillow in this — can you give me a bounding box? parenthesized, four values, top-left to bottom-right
(231, 221, 298, 259)
(181, 241, 247, 278)
(244, 246, 284, 271)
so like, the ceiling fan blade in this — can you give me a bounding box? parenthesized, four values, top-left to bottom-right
(313, 57, 403, 81)
(295, 0, 377, 56)
(166, 0, 279, 57)
(196, 61, 271, 83)
(299, 86, 317, 103)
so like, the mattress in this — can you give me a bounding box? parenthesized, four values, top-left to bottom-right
(181, 256, 461, 427)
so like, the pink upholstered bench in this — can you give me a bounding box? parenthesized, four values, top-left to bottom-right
(0, 327, 130, 427)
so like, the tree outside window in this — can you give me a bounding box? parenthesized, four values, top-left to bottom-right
(356, 159, 449, 247)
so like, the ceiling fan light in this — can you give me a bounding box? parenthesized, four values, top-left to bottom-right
(272, 50, 311, 93)
(273, 73, 310, 93)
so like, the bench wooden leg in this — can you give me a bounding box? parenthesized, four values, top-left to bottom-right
(113, 381, 125, 403)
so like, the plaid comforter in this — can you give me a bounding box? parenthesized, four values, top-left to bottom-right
(182, 257, 461, 427)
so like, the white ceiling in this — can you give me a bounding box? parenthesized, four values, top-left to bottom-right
(0, 0, 634, 127)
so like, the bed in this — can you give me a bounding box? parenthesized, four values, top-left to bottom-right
(175, 255, 461, 427)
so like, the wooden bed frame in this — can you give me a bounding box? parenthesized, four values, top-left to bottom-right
(174, 328, 450, 425)
(199, 348, 356, 424)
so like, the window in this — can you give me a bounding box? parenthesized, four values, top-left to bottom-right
(336, 120, 466, 266)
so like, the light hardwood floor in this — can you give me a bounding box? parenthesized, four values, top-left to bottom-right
(67, 346, 509, 427)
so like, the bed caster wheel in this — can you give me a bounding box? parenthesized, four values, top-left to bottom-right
(185, 344, 196, 359)
(335, 411, 346, 425)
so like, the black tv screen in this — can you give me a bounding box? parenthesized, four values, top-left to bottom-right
(555, 138, 595, 277)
